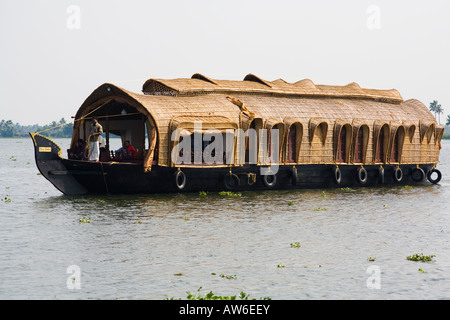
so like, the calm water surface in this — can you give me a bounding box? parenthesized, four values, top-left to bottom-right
(1, 138, 450, 299)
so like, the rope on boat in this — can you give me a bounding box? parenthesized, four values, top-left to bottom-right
(100, 162, 110, 195)
(83, 134, 95, 159)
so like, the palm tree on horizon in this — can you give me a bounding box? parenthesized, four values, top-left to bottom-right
(429, 100, 444, 125)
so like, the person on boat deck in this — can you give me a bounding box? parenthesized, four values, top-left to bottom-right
(115, 140, 137, 159)
(88, 117, 103, 162)
(69, 138, 86, 160)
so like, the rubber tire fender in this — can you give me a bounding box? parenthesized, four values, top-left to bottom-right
(378, 166, 385, 184)
(427, 168, 442, 184)
(393, 167, 403, 182)
(411, 167, 425, 182)
(263, 173, 277, 188)
(333, 166, 342, 185)
(357, 167, 368, 185)
(224, 173, 240, 190)
(174, 170, 186, 190)
(291, 167, 298, 186)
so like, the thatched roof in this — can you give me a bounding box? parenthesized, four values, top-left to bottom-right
(142, 73, 403, 103)
(71, 74, 439, 170)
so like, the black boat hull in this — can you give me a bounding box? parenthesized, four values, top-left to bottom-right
(30, 133, 439, 195)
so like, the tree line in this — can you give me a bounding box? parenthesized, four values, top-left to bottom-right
(0, 118, 73, 138)
(429, 100, 450, 126)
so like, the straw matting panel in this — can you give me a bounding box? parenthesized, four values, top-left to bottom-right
(73, 80, 441, 170)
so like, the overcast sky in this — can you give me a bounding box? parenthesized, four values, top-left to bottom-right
(1, 0, 449, 125)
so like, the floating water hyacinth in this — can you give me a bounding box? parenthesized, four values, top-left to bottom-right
(406, 253, 435, 262)
(219, 273, 237, 280)
(166, 287, 271, 300)
(79, 217, 90, 223)
(218, 191, 241, 197)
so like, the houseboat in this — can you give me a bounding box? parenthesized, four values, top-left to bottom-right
(30, 73, 443, 195)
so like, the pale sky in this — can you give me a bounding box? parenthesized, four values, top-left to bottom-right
(1, 0, 449, 125)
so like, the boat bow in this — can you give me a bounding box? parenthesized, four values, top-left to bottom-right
(29, 133, 88, 195)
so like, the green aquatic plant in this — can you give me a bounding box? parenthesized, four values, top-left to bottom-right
(368, 257, 376, 262)
(340, 187, 353, 191)
(166, 287, 271, 300)
(288, 201, 294, 206)
(418, 268, 425, 273)
(79, 217, 90, 223)
(199, 191, 208, 196)
(219, 273, 237, 280)
(1, 196, 11, 203)
(219, 191, 242, 197)
(277, 264, 285, 268)
(184, 216, 189, 221)
(321, 191, 329, 198)
(406, 253, 435, 262)
(313, 207, 327, 211)
(401, 185, 413, 189)
(290, 242, 301, 248)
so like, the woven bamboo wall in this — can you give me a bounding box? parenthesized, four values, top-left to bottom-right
(231, 94, 441, 166)
(73, 80, 442, 170)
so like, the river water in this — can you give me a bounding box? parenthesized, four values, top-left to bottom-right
(1, 138, 449, 300)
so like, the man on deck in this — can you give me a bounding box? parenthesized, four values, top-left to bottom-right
(88, 117, 103, 162)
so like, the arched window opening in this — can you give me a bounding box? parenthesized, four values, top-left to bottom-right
(267, 123, 284, 164)
(354, 129, 364, 163)
(390, 132, 399, 163)
(245, 121, 257, 164)
(286, 125, 296, 163)
(376, 127, 385, 163)
(336, 128, 347, 163)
